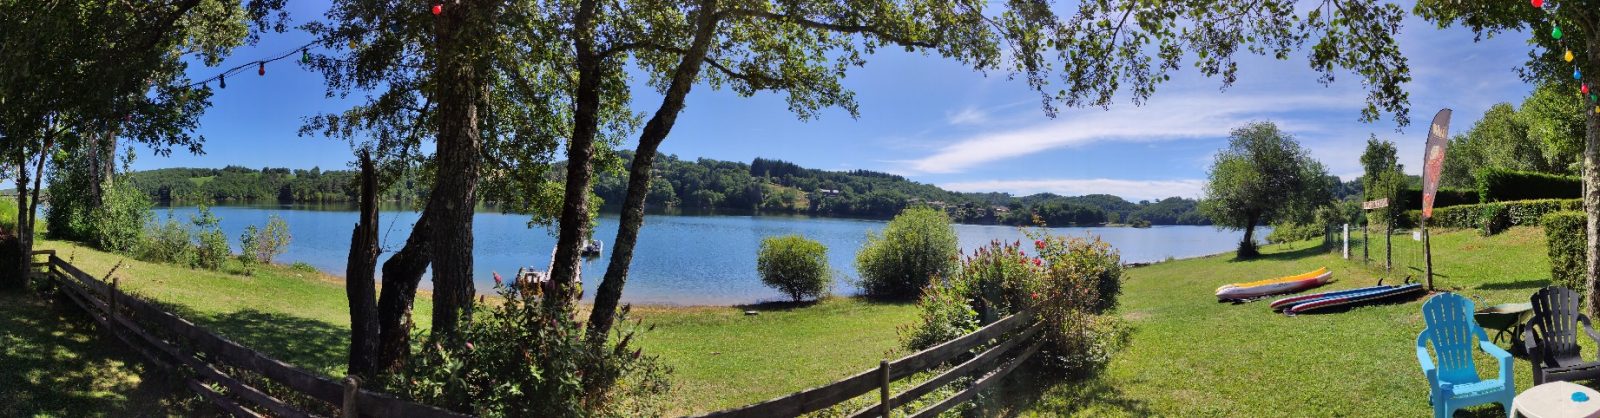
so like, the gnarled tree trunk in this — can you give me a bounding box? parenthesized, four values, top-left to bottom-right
(426, 3, 487, 340)
(548, 0, 604, 308)
(345, 151, 380, 377)
(1584, 103, 1600, 317)
(375, 211, 432, 371)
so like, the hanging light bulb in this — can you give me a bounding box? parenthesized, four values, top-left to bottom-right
(301, 49, 310, 64)
(1591, 93, 1598, 103)
(258, 61, 265, 76)
(219, 74, 226, 89)
(1533, 0, 1544, 7)
(1584, 83, 1590, 95)
(1554, 25, 1564, 39)
(348, 39, 358, 50)
(432, 3, 442, 15)
(1576, 68, 1583, 80)
(1567, 50, 1576, 62)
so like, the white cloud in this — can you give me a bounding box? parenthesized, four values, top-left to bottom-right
(945, 106, 990, 125)
(901, 91, 1363, 174)
(941, 178, 1207, 202)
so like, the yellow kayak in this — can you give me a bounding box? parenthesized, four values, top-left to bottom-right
(1216, 267, 1332, 301)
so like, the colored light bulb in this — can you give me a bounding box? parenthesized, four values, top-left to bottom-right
(348, 39, 358, 50)
(1567, 50, 1576, 62)
(1576, 68, 1583, 80)
(258, 62, 265, 76)
(301, 49, 310, 64)
(1584, 84, 1590, 94)
(1555, 25, 1564, 39)
(432, 4, 442, 15)
(1533, 0, 1544, 7)
(218, 75, 226, 89)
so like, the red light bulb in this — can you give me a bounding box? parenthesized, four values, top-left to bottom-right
(258, 62, 265, 76)
(1533, 0, 1544, 7)
(432, 4, 442, 15)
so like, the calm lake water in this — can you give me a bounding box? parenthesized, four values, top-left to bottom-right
(151, 203, 1249, 305)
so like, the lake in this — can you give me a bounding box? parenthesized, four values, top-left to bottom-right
(150, 203, 1249, 305)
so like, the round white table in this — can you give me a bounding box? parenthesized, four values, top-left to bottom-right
(1515, 381, 1600, 418)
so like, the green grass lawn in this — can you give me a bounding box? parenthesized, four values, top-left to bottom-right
(21, 239, 918, 416)
(1019, 226, 1561, 417)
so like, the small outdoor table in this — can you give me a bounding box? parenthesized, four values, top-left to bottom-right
(1514, 381, 1600, 418)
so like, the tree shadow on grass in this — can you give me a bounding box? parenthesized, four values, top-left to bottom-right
(1476, 278, 1550, 291)
(983, 365, 1151, 417)
(0, 290, 194, 417)
(1228, 245, 1327, 263)
(733, 299, 821, 312)
(197, 309, 350, 377)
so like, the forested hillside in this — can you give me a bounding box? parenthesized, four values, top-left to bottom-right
(124, 155, 1213, 226)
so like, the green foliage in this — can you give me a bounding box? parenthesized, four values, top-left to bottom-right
(1399, 187, 1478, 210)
(89, 182, 153, 253)
(190, 205, 230, 271)
(1543, 211, 1587, 294)
(126, 166, 426, 203)
(239, 215, 291, 265)
(0, 197, 16, 234)
(290, 261, 318, 273)
(1412, 199, 1583, 230)
(1200, 122, 1333, 257)
(901, 275, 979, 351)
(755, 235, 832, 302)
(1436, 82, 1585, 189)
(136, 213, 194, 266)
(1476, 168, 1581, 203)
(1266, 223, 1325, 245)
(387, 285, 670, 417)
(1361, 136, 1408, 226)
(1478, 204, 1511, 236)
(855, 207, 959, 299)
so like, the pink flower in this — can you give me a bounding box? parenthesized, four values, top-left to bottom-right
(1031, 292, 1039, 300)
(466, 341, 475, 350)
(1035, 240, 1045, 249)
(1033, 258, 1042, 266)
(493, 271, 503, 286)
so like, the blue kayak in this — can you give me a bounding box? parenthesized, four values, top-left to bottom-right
(1284, 284, 1425, 315)
(1268, 285, 1390, 311)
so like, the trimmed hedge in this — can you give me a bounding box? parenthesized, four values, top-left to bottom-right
(1405, 199, 1582, 229)
(1543, 211, 1587, 294)
(1401, 187, 1479, 210)
(1477, 168, 1581, 203)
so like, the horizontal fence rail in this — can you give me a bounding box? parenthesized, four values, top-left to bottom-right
(31, 251, 470, 418)
(690, 308, 1042, 418)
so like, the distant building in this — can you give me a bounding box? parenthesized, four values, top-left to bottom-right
(818, 189, 840, 196)
(992, 206, 1010, 214)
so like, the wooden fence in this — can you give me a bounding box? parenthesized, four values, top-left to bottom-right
(29, 250, 470, 418)
(690, 308, 1044, 418)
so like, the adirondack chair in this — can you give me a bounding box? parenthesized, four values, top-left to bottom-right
(1417, 293, 1514, 418)
(1523, 286, 1600, 384)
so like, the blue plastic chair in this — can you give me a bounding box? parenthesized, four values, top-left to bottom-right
(1417, 293, 1514, 418)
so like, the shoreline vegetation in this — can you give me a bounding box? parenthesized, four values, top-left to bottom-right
(114, 153, 1216, 227)
(21, 223, 1559, 417)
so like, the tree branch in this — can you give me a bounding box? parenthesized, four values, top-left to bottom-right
(718, 9, 937, 48)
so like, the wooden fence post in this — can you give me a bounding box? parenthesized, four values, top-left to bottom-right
(108, 277, 119, 318)
(342, 376, 361, 418)
(879, 359, 891, 418)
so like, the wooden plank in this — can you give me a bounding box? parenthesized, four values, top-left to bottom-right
(30, 249, 55, 256)
(54, 276, 177, 372)
(1362, 198, 1390, 210)
(847, 322, 1043, 418)
(886, 309, 1032, 381)
(51, 257, 468, 418)
(908, 338, 1046, 418)
(190, 379, 267, 418)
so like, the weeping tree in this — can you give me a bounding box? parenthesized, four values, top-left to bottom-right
(300, 0, 635, 374)
(548, 0, 1417, 342)
(1415, 1, 1600, 315)
(0, 0, 286, 287)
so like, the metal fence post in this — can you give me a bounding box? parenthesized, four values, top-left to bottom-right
(343, 376, 361, 418)
(879, 359, 891, 417)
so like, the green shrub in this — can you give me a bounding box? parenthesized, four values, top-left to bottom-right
(1477, 168, 1581, 202)
(901, 275, 979, 351)
(1479, 204, 1510, 236)
(0, 197, 16, 233)
(1409, 199, 1582, 230)
(855, 207, 959, 299)
(240, 215, 291, 265)
(1401, 187, 1479, 210)
(387, 283, 670, 417)
(1266, 222, 1323, 244)
(137, 213, 194, 265)
(88, 181, 152, 253)
(1544, 211, 1587, 294)
(756, 235, 832, 302)
(190, 205, 230, 270)
(290, 261, 318, 273)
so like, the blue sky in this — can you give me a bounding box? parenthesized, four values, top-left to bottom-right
(140, 4, 1539, 202)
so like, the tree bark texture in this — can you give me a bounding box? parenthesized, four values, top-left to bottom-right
(548, 0, 604, 307)
(587, 0, 721, 343)
(1584, 100, 1600, 317)
(375, 210, 432, 371)
(345, 151, 380, 377)
(426, 3, 487, 340)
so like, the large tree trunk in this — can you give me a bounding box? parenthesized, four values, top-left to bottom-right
(1584, 102, 1600, 317)
(548, 0, 605, 307)
(587, 0, 721, 343)
(426, 3, 487, 340)
(8, 161, 27, 289)
(345, 151, 380, 377)
(375, 211, 432, 371)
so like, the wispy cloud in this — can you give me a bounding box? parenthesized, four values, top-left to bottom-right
(901, 90, 1365, 174)
(945, 106, 990, 125)
(941, 178, 1207, 201)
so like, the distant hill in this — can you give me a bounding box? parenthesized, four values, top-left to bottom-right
(123, 155, 1213, 226)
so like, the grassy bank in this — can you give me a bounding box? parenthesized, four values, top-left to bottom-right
(1022, 226, 1557, 417)
(17, 239, 918, 416)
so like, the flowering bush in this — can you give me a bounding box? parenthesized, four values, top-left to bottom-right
(386, 282, 670, 417)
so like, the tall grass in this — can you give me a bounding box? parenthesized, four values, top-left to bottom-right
(0, 196, 17, 233)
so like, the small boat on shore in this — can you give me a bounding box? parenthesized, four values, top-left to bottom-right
(1280, 283, 1425, 315)
(1216, 267, 1332, 302)
(581, 239, 603, 257)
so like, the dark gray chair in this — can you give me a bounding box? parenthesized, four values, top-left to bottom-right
(1523, 286, 1600, 384)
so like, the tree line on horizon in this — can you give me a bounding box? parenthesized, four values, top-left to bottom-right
(119, 154, 1215, 227)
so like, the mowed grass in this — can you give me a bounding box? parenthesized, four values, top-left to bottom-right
(631, 299, 918, 415)
(1021, 226, 1564, 417)
(24, 239, 919, 415)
